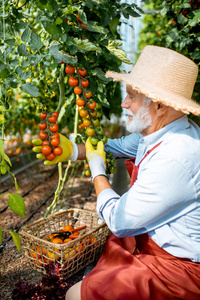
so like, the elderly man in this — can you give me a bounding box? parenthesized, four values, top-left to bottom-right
(34, 45, 200, 299)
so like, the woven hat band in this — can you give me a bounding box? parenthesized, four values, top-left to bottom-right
(131, 46, 198, 99)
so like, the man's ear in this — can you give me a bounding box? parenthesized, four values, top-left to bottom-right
(155, 102, 168, 116)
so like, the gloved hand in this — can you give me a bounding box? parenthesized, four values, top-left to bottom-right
(32, 133, 78, 165)
(85, 137, 107, 180)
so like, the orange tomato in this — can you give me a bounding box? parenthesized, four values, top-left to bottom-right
(47, 250, 60, 261)
(52, 237, 64, 244)
(62, 224, 73, 232)
(83, 119, 91, 127)
(64, 247, 75, 261)
(64, 238, 72, 243)
(75, 242, 83, 253)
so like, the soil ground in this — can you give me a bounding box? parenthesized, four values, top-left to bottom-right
(0, 160, 99, 299)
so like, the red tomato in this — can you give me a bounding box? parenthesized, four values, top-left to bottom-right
(69, 76, 79, 87)
(52, 112, 59, 118)
(51, 133, 60, 139)
(79, 108, 88, 118)
(76, 98, 85, 106)
(40, 112, 47, 120)
(87, 101, 96, 110)
(39, 131, 48, 140)
(46, 152, 56, 161)
(53, 147, 63, 156)
(42, 145, 52, 156)
(51, 138, 60, 147)
(74, 86, 82, 95)
(78, 68, 87, 77)
(65, 65, 75, 75)
(48, 116, 57, 123)
(83, 119, 92, 127)
(85, 91, 92, 99)
(39, 122, 47, 130)
(49, 124, 59, 133)
(42, 140, 50, 146)
(81, 79, 89, 88)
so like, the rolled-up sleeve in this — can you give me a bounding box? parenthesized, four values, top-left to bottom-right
(105, 133, 142, 158)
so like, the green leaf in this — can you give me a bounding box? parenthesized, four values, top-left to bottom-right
(0, 227, 2, 244)
(21, 82, 39, 97)
(20, 71, 31, 80)
(47, 0, 59, 11)
(0, 19, 15, 39)
(55, 18, 63, 25)
(18, 44, 29, 56)
(177, 13, 188, 25)
(30, 32, 43, 51)
(0, 139, 12, 166)
(109, 17, 120, 35)
(8, 231, 21, 252)
(53, 52, 77, 64)
(86, 21, 109, 33)
(120, 4, 141, 18)
(42, 21, 62, 35)
(106, 40, 132, 64)
(36, 0, 48, 10)
(91, 68, 111, 83)
(8, 193, 25, 218)
(5, 39, 15, 46)
(0, 63, 10, 79)
(8, 171, 18, 190)
(188, 11, 200, 27)
(21, 27, 31, 43)
(10, 59, 19, 67)
(73, 38, 100, 51)
(160, 5, 169, 16)
(77, 10, 87, 24)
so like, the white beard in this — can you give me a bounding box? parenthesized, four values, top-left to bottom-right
(125, 104, 152, 133)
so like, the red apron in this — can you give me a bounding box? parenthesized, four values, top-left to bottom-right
(81, 143, 200, 300)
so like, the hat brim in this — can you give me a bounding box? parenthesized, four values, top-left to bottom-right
(106, 71, 200, 116)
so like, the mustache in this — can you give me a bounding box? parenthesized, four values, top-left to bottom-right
(125, 109, 134, 117)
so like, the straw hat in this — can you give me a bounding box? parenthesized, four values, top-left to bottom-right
(106, 45, 200, 115)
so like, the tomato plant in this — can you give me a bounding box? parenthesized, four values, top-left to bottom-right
(0, 0, 142, 219)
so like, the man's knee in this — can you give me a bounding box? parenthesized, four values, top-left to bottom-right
(65, 280, 82, 300)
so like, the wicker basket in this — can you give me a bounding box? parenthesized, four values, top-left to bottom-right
(20, 208, 110, 278)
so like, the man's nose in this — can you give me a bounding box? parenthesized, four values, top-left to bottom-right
(121, 96, 130, 108)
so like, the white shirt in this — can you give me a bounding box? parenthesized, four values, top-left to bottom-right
(97, 116, 200, 262)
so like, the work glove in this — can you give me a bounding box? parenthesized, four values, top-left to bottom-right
(32, 133, 78, 166)
(85, 137, 107, 180)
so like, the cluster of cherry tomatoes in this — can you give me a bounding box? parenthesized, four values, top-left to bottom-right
(38, 111, 63, 161)
(65, 64, 117, 176)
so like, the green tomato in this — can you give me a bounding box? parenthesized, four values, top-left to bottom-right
(95, 126, 104, 136)
(101, 136, 108, 144)
(96, 111, 102, 118)
(92, 118, 100, 127)
(110, 165, 117, 173)
(85, 169, 91, 176)
(110, 158, 116, 165)
(90, 137, 99, 146)
(96, 103, 102, 110)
